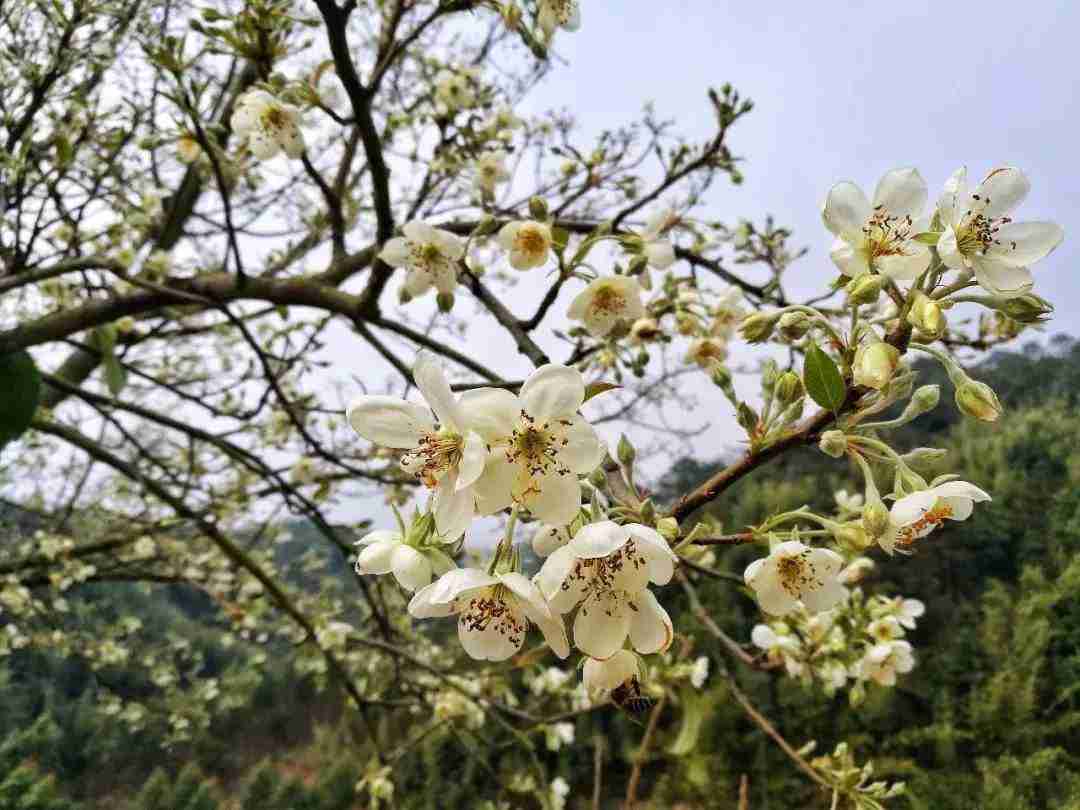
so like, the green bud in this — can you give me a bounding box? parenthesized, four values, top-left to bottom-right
(845, 274, 884, 305)
(775, 371, 803, 405)
(777, 310, 811, 341)
(436, 292, 455, 313)
(617, 434, 636, 466)
(640, 498, 656, 525)
(656, 517, 680, 542)
(833, 521, 871, 552)
(998, 293, 1054, 324)
(862, 500, 891, 539)
(738, 311, 778, 344)
(897, 384, 940, 422)
(736, 402, 759, 435)
(900, 447, 948, 468)
(907, 292, 946, 339)
(472, 215, 500, 237)
(955, 379, 1002, 422)
(852, 341, 900, 390)
(528, 196, 549, 221)
(819, 429, 849, 458)
(588, 468, 608, 489)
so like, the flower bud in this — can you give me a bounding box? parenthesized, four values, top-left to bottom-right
(736, 402, 759, 435)
(436, 292, 455, 313)
(832, 521, 871, 551)
(907, 292, 946, 339)
(845, 274, 884, 305)
(900, 447, 948, 468)
(588, 468, 608, 489)
(777, 311, 811, 341)
(630, 317, 660, 342)
(819, 429, 849, 458)
(675, 312, 698, 336)
(897, 384, 940, 422)
(528, 196, 549, 221)
(862, 500, 891, 539)
(738, 312, 778, 343)
(999, 294, 1054, 324)
(955, 379, 1002, 422)
(640, 498, 656, 524)
(852, 342, 900, 390)
(656, 517, 680, 542)
(617, 434, 636, 466)
(775, 371, 803, 405)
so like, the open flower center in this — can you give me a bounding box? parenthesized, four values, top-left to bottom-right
(776, 551, 823, 597)
(589, 285, 626, 316)
(260, 106, 290, 132)
(862, 206, 915, 259)
(505, 412, 572, 494)
(564, 542, 647, 601)
(402, 429, 463, 487)
(458, 586, 527, 646)
(514, 226, 548, 258)
(956, 206, 1014, 257)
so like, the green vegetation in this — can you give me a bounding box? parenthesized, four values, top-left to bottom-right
(3, 337, 1080, 808)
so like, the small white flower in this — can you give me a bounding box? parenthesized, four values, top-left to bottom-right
(936, 166, 1063, 297)
(535, 521, 676, 659)
(640, 209, 678, 269)
(353, 529, 453, 592)
(708, 287, 746, 340)
(465, 364, 605, 525)
(856, 640, 915, 687)
(582, 648, 641, 702)
(231, 89, 305, 160)
(822, 168, 931, 281)
(532, 523, 572, 558)
(176, 133, 201, 164)
(537, 0, 581, 40)
(474, 150, 510, 196)
(378, 221, 465, 300)
(567, 276, 647, 338)
(408, 568, 569, 661)
(689, 656, 709, 689)
(549, 776, 571, 810)
(892, 598, 925, 630)
(347, 352, 488, 539)
(434, 68, 479, 113)
(867, 616, 904, 642)
(834, 489, 864, 513)
(877, 480, 991, 554)
(751, 623, 805, 677)
(544, 722, 575, 751)
(683, 337, 728, 368)
(497, 220, 553, 270)
(744, 541, 846, 617)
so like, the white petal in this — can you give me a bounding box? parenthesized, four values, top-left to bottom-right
(379, 237, 411, 267)
(472, 454, 515, 516)
(355, 539, 397, 575)
(500, 573, 570, 659)
(458, 388, 520, 444)
(497, 221, 521, 251)
(433, 478, 472, 540)
(561, 416, 605, 474)
(830, 237, 870, 277)
(567, 288, 592, 321)
(890, 490, 937, 527)
(937, 226, 965, 269)
(751, 624, 778, 650)
(645, 240, 676, 269)
(534, 544, 578, 602)
(355, 529, 402, 548)
(520, 364, 586, 421)
(626, 525, 677, 586)
(413, 351, 465, 430)
(525, 470, 581, 525)
(986, 221, 1064, 267)
(403, 267, 433, 297)
(458, 607, 523, 661)
(938, 167, 968, 226)
(407, 581, 456, 618)
(423, 568, 497, 606)
(628, 589, 673, 654)
(877, 242, 931, 281)
(532, 523, 571, 558)
(569, 521, 629, 559)
(347, 396, 434, 448)
(822, 182, 871, 238)
(583, 649, 639, 697)
(976, 166, 1030, 219)
(574, 595, 630, 659)
(872, 167, 927, 220)
(801, 579, 847, 614)
(390, 545, 433, 591)
(972, 256, 1034, 298)
(458, 431, 487, 490)
(932, 480, 991, 503)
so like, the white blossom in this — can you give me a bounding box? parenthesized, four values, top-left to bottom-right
(822, 167, 931, 281)
(544, 722, 575, 751)
(347, 352, 488, 539)
(744, 541, 846, 617)
(497, 220, 553, 270)
(434, 68, 479, 113)
(353, 529, 452, 592)
(567, 276, 647, 338)
(877, 480, 990, 554)
(689, 655, 709, 688)
(936, 166, 1063, 297)
(378, 221, 466, 300)
(474, 150, 510, 196)
(855, 640, 915, 687)
(408, 568, 569, 661)
(535, 521, 676, 659)
(231, 89, 305, 160)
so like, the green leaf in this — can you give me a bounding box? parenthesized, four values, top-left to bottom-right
(91, 325, 126, 396)
(0, 350, 42, 450)
(583, 381, 620, 403)
(913, 231, 943, 245)
(803, 342, 846, 412)
(103, 354, 127, 396)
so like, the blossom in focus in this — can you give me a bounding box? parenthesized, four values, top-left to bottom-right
(347, 352, 487, 539)
(821, 167, 930, 280)
(464, 364, 605, 525)
(855, 640, 915, 687)
(582, 648, 641, 702)
(353, 528, 454, 592)
(876, 481, 990, 554)
(535, 521, 676, 659)
(231, 89, 305, 160)
(379, 221, 465, 300)
(408, 568, 569, 661)
(567, 276, 647, 337)
(744, 540, 846, 616)
(498, 220, 553, 270)
(936, 166, 1063, 297)
(537, 0, 581, 40)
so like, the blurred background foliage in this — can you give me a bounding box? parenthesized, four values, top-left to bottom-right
(3, 336, 1080, 808)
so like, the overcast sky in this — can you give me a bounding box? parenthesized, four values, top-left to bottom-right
(327, 0, 1077, 534)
